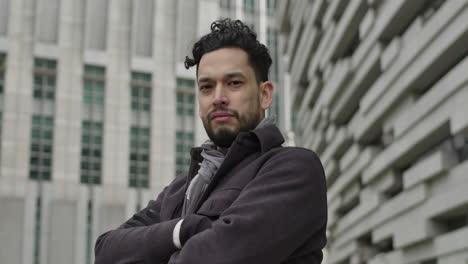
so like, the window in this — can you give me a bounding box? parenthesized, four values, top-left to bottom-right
(131, 72, 152, 112)
(176, 78, 195, 90)
(33, 197, 42, 264)
(129, 72, 152, 187)
(85, 199, 93, 264)
(129, 126, 150, 188)
(82, 65, 105, 184)
(0, 53, 5, 94)
(175, 131, 194, 175)
(452, 134, 468, 162)
(33, 58, 56, 100)
(80, 121, 103, 184)
(30, 115, 54, 181)
(243, 0, 255, 13)
(219, 0, 231, 8)
(176, 78, 195, 116)
(175, 78, 196, 175)
(266, 0, 275, 14)
(31, 59, 56, 180)
(83, 65, 105, 108)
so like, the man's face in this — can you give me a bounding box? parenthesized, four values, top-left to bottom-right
(197, 47, 273, 148)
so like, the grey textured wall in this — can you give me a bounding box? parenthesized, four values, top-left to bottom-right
(278, 0, 468, 263)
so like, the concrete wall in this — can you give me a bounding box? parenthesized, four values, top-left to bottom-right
(0, 197, 24, 264)
(278, 1, 468, 263)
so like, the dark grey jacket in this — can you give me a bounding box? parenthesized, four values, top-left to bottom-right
(95, 125, 327, 264)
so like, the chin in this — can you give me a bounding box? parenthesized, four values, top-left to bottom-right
(213, 124, 238, 135)
(212, 120, 237, 129)
(210, 127, 239, 148)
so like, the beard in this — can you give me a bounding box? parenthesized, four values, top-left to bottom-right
(202, 106, 262, 148)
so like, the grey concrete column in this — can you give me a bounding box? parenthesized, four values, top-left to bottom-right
(52, 0, 85, 186)
(102, 0, 131, 187)
(1, 0, 35, 182)
(151, 0, 177, 192)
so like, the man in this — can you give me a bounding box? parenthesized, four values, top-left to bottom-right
(95, 19, 327, 264)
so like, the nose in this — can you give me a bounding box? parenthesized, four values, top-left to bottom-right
(212, 84, 228, 106)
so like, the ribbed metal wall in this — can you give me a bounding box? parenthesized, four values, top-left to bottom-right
(278, 1, 468, 263)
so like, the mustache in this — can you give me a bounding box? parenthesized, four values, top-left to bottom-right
(208, 107, 239, 120)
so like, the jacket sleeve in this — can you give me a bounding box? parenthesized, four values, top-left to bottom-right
(168, 148, 328, 264)
(94, 186, 181, 264)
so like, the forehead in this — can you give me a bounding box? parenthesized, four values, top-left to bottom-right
(197, 48, 253, 79)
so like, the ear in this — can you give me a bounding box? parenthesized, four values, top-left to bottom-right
(259, 81, 274, 110)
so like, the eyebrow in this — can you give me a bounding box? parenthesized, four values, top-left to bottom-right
(198, 72, 246, 83)
(225, 72, 246, 79)
(197, 77, 211, 83)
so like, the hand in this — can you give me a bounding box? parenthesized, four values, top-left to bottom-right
(180, 214, 213, 246)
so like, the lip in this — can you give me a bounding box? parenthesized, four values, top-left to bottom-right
(211, 111, 235, 122)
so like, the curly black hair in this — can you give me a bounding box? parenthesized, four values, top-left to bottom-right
(184, 18, 272, 83)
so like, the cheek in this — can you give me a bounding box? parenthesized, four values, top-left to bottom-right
(240, 89, 258, 104)
(198, 98, 209, 116)
(246, 92, 260, 109)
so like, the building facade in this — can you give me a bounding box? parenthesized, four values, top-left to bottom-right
(278, 0, 468, 263)
(0, 0, 279, 263)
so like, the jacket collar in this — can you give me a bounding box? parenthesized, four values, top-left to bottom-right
(190, 124, 285, 156)
(186, 124, 285, 212)
(249, 124, 285, 154)
(189, 124, 284, 175)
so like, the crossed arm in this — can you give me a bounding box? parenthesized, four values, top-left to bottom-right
(94, 183, 212, 264)
(95, 148, 327, 264)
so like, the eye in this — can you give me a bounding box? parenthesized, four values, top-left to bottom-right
(199, 84, 212, 91)
(228, 80, 243, 87)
